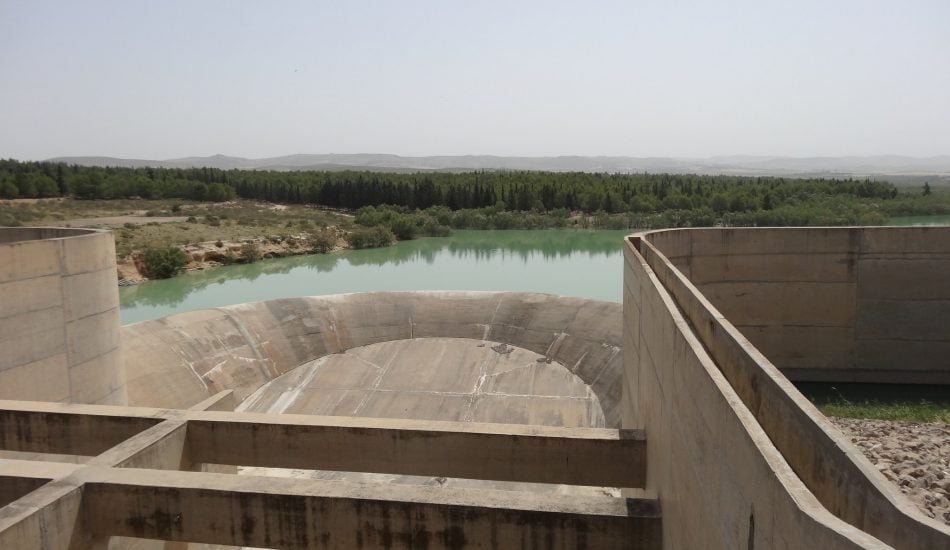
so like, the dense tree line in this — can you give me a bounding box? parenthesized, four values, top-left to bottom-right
(0, 160, 234, 202)
(0, 160, 901, 219)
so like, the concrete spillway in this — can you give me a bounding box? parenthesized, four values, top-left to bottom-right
(121, 291, 623, 428)
(238, 337, 606, 428)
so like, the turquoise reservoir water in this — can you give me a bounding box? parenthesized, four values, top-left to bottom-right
(119, 230, 630, 325)
(119, 215, 950, 325)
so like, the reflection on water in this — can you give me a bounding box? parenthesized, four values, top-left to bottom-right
(119, 230, 630, 324)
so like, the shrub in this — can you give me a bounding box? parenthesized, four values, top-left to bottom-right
(345, 226, 394, 249)
(142, 246, 188, 279)
(240, 242, 261, 263)
(419, 218, 451, 237)
(214, 240, 224, 248)
(388, 215, 417, 240)
(309, 230, 337, 253)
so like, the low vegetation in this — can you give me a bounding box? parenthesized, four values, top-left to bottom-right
(345, 226, 395, 249)
(0, 198, 346, 255)
(800, 383, 950, 423)
(3, 159, 950, 281)
(3, 159, 950, 231)
(239, 242, 261, 263)
(141, 246, 188, 279)
(818, 400, 950, 423)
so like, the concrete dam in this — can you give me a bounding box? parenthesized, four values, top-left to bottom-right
(0, 226, 948, 548)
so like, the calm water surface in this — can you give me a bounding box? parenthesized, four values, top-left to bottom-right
(119, 230, 629, 325)
(119, 215, 950, 325)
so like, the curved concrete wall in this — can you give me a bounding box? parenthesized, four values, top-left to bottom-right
(626, 229, 949, 549)
(239, 337, 608, 429)
(0, 227, 125, 405)
(646, 226, 950, 383)
(121, 292, 624, 426)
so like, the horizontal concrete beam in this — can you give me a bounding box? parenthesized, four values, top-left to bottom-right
(0, 459, 81, 508)
(0, 477, 48, 509)
(0, 401, 647, 488)
(0, 400, 655, 549)
(0, 405, 161, 456)
(81, 468, 661, 549)
(89, 420, 190, 471)
(185, 411, 646, 488)
(0, 474, 91, 550)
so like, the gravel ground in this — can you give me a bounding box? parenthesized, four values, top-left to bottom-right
(831, 417, 950, 525)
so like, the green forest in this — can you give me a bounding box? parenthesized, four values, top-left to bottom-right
(2, 159, 947, 230)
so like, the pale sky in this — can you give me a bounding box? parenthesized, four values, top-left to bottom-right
(1, 0, 948, 160)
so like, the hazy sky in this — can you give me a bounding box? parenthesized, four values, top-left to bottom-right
(1, 1, 948, 160)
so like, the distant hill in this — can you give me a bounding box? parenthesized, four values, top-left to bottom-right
(47, 153, 950, 181)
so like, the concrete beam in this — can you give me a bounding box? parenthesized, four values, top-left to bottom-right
(185, 411, 646, 488)
(0, 400, 647, 487)
(0, 460, 82, 508)
(89, 421, 191, 471)
(0, 400, 653, 549)
(0, 477, 94, 550)
(81, 468, 661, 549)
(0, 404, 161, 456)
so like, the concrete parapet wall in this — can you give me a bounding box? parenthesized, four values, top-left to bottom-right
(622, 238, 889, 549)
(0, 227, 126, 405)
(627, 229, 950, 548)
(646, 226, 950, 383)
(121, 292, 624, 425)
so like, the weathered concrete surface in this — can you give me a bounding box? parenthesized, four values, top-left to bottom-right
(0, 400, 654, 550)
(628, 230, 950, 549)
(623, 237, 889, 549)
(0, 461, 82, 509)
(0, 404, 160, 456)
(646, 226, 950, 383)
(121, 292, 623, 427)
(184, 412, 645, 489)
(232, 337, 615, 495)
(83, 468, 661, 549)
(0, 227, 126, 405)
(0, 400, 643, 488)
(239, 338, 606, 428)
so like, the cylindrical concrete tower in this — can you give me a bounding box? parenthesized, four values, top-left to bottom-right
(0, 227, 126, 405)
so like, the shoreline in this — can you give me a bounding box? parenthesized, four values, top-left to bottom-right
(117, 230, 352, 285)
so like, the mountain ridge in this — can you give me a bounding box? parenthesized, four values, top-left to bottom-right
(45, 153, 950, 178)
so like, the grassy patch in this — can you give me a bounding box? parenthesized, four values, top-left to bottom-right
(797, 382, 950, 423)
(817, 400, 950, 423)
